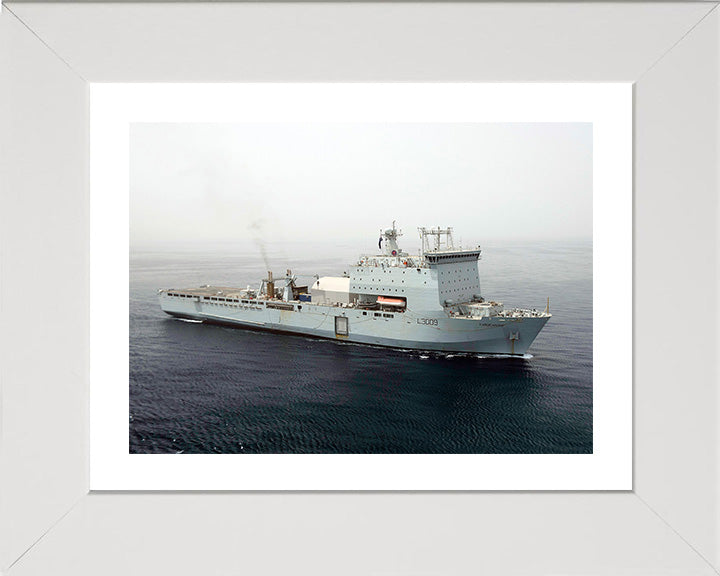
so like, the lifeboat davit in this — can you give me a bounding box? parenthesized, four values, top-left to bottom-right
(377, 296, 406, 307)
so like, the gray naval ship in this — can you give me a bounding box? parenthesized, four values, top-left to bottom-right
(158, 224, 551, 355)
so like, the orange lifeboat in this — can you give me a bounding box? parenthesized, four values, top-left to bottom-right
(377, 296, 406, 307)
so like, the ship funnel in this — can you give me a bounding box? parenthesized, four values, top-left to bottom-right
(266, 271, 274, 299)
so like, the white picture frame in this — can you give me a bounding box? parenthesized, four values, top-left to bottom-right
(2, 2, 719, 574)
(91, 83, 630, 491)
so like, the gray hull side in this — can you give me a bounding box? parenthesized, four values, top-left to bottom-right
(159, 296, 548, 355)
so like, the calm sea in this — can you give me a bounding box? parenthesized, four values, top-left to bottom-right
(130, 240, 592, 454)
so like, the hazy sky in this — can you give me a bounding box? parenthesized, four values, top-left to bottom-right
(130, 122, 591, 249)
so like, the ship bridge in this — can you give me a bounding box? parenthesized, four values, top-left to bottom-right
(419, 226, 481, 261)
(424, 249, 481, 265)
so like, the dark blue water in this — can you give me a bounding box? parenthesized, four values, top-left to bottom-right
(130, 240, 592, 454)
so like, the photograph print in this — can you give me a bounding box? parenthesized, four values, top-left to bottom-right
(129, 122, 592, 455)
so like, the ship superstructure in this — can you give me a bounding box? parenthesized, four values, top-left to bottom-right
(158, 223, 550, 355)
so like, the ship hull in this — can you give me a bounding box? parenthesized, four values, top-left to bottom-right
(159, 295, 548, 355)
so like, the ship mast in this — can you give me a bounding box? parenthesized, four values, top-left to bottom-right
(379, 221, 404, 257)
(418, 226, 455, 254)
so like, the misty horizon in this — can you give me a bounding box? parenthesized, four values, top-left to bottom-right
(130, 234, 592, 252)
